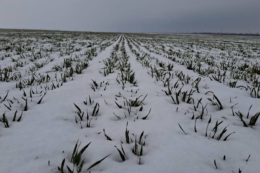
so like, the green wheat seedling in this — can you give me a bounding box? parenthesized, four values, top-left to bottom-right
(228, 80, 238, 88)
(210, 120, 235, 141)
(114, 93, 150, 120)
(83, 95, 94, 105)
(248, 112, 260, 126)
(138, 131, 146, 146)
(102, 56, 117, 76)
(214, 159, 218, 169)
(69, 141, 91, 169)
(114, 143, 127, 162)
(132, 140, 143, 157)
(205, 116, 211, 137)
(170, 87, 194, 105)
(74, 101, 98, 127)
(205, 91, 223, 110)
(86, 154, 111, 171)
(115, 101, 123, 109)
(76, 61, 89, 74)
(75, 111, 84, 122)
(167, 63, 174, 71)
(191, 77, 201, 93)
(173, 80, 180, 89)
(129, 72, 137, 85)
(0, 112, 9, 128)
(153, 67, 165, 81)
(2, 98, 13, 111)
(0, 90, 9, 103)
(194, 116, 199, 132)
(58, 140, 110, 173)
(164, 81, 174, 95)
(113, 112, 121, 120)
(12, 110, 23, 122)
(235, 108, 260, 127)
(170, 91, 180, 105)
(186, 60, 195, 70)
(90, 80, 108, 92)
(191, 115, 235, 141)
(22, 97, 28, 111)
(198, 104, 208, 120)
(181, 89, 195, 104)
(175, 71, 191, 84)
(74, 103, 85, 123)
(90, 80, 98, 91)
(142, 108, 151, 120)
(37, 92, 47, 104)
(86, 112, 92, 128)
(103, 129, 112, 141)
(246, 154, 251, 162)
(4, 103, 11, 111)
(132, 131, 147, 159)
(115, 94, 147, 109)
(52, 65, 63, 72)
(0, 68, 12, 82)
(178, 123, 187, 135)
(127, 94, 148, 107)
(210, 71, 226, 83)
(91, 103, 100, 117)
(74, 103, 82, 114)
(249, 86, 260, 98)
(125, 122, 132, 144)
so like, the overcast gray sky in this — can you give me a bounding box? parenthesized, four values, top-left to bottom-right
(0, 0, 259, 33)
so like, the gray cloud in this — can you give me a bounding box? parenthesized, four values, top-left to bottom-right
(0, 0, 259, 33)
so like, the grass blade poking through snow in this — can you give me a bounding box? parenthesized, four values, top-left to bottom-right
(74, 103, 82, 113)
(23, 98, 28, 111)
(178, 123, 187, 135)
(12, 110, 17, 121)
(87, 154, 111, 171)
(92, 103, 100, 116)
(17, 111, 23, 122)
(125, 122, 130, 144)
(214, 159, 218, 169)
(115, 101, 122, 109)
(71, 141, 91, 166)
(142, 108, 151, 120)
(249, 112, 260, 126)
(2, 113, 9, 128)
(246, 154, 251, 162)
(115, 145, 126, 161)
(103, 129, 112, 141)
(205, 91, 223, 110)
(37, 92, 47, 104)
(205, 116, 211, 137)
(223, 132, 235, 141)
(0, 90, 9, 103)
(58, 158, 65, 173)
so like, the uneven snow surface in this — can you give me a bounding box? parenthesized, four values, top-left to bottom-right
(0, 31, 260, 173)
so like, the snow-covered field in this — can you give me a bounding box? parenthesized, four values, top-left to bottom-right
(0, 31, 260, 173)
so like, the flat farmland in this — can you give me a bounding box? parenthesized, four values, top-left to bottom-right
(0, 31, 260, 173)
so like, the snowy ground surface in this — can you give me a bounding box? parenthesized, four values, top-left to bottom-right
(0, 31, 260, 173)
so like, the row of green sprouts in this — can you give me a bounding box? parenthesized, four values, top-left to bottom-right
(0, 88, 47, 128)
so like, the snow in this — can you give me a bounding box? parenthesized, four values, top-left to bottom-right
(0, 32, 260, 173)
